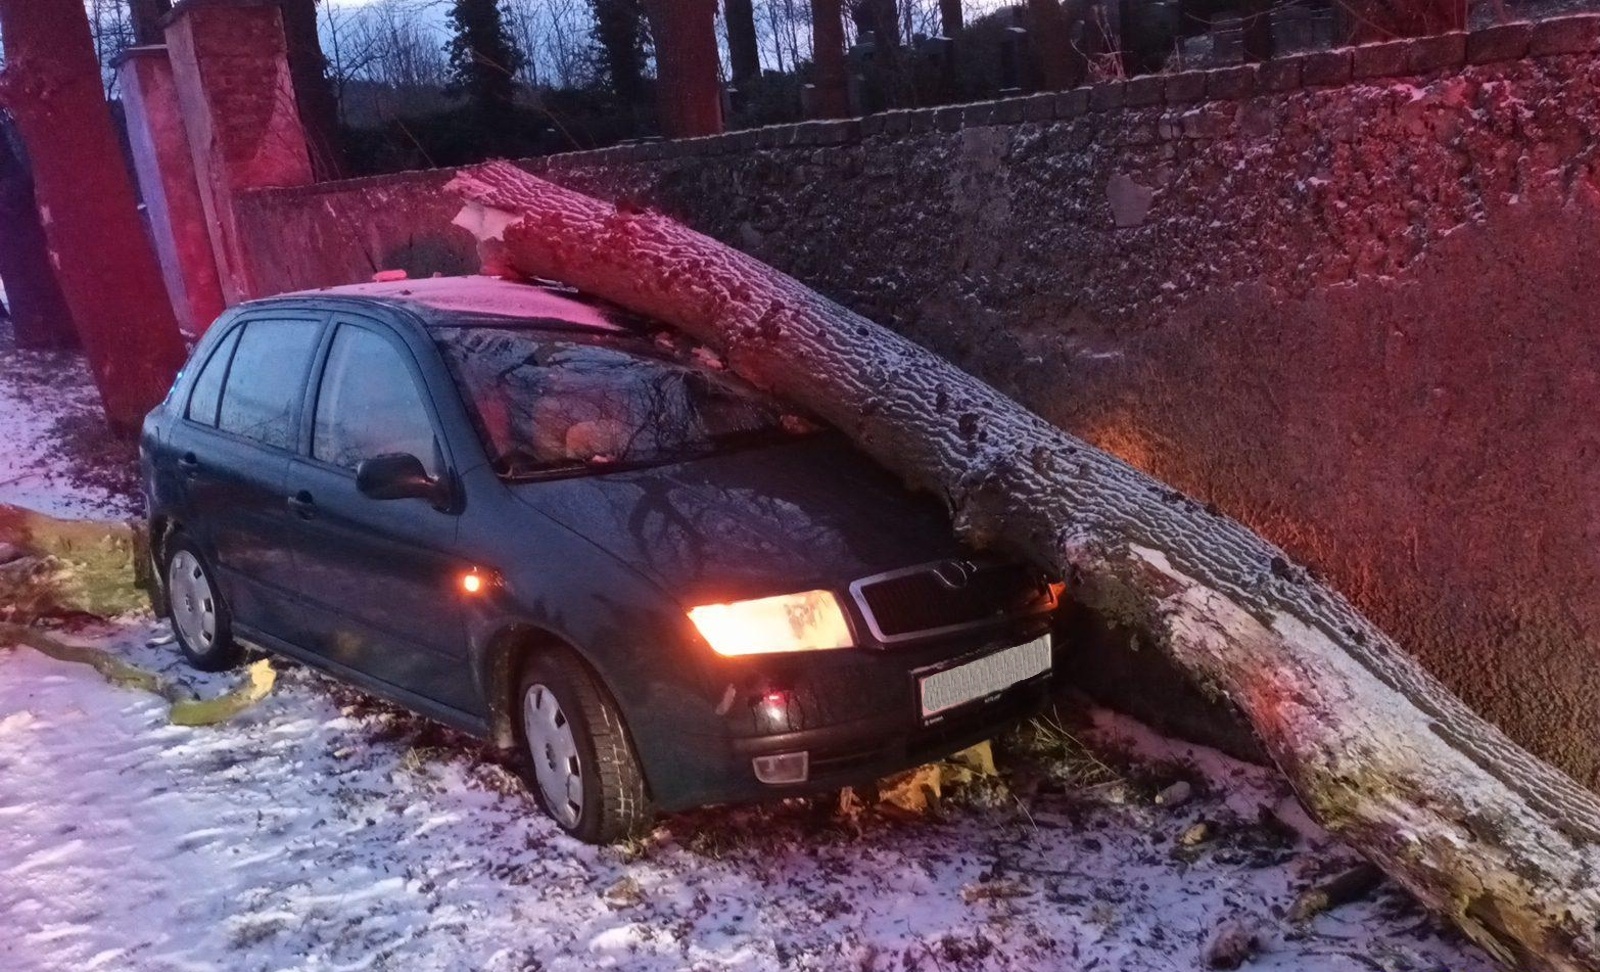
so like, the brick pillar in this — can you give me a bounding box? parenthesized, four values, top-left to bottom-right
(117, 45, 227, 340)
(164, 0, 314, 304)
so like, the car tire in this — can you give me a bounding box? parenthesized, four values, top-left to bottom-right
(516, 651, 653, 844)
(164, 535, 243, 672)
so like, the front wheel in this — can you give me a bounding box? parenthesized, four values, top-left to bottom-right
(164, 537, 243, 672)
(517, 652, 653, 844)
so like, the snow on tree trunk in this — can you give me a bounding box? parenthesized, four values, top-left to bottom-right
(448, 161, 1600, 972)
(0, 113, 76, 351)
(0, 0, 188, 436)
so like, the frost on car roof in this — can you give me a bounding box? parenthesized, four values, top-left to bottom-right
(290, 275, 629, 331)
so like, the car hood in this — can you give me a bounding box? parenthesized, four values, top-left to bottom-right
(506, 434, 966, 603)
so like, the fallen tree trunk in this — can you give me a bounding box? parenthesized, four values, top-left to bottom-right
(449, 161, 1600, 971)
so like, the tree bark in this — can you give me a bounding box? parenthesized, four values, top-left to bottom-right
(1241, 0, 1274, 62)
(725, 0, 762, 86)
(810, 0, 850, 118)
(0, 0, 188, 436)
(641, 0, 725, 138)
(1028, 0, 1086, 91)
(448, 161, 1600, 972)
(938, 0, 964, 36)
(0, 113, 76, 350)
(280, 0, 344, 179)
(128, 0, 172, 46)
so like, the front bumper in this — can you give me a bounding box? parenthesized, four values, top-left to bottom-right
(648, 622, 1056, 811)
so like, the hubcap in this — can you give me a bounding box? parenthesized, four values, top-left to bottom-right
(168, 551, 216, 653)
(523, 683, 583, 829)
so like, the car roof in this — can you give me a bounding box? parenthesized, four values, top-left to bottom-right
(273, 275, 631, 332)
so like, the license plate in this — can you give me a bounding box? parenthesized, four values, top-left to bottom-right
(918, 634, 1052, 719)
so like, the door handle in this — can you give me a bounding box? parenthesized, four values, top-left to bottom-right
(178, 452, 200, 477)
(286, 491, 318, 520)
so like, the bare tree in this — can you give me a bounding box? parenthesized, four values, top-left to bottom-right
(86, 0, 135, 94)
(320, 1, 384, 120)
(361, 1, 449, 89)
(507, 0, 593, 89)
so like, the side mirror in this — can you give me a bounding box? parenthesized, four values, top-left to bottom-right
(356, 453, 441, 502)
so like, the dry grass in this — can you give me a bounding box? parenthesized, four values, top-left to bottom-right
(1008, 710, 1127, 792)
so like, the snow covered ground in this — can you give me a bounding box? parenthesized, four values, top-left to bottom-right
(0, 326, 1493, 972)
(0, 322, 139, 519)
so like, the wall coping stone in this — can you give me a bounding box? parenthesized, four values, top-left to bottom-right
(1301, 48, 1354, 85)
(1409, 31, 1468, 73)
(1470, 22, 1534, 62)
(1056, 87, 1091, 117)
(1207, 64, 1258, 99)
(242, 15, 1600, 187)
(1165, 72, 1208, 104)
(1352, 40, 1413, 79)
(1090, 80, 1127, 111)
(1124, 75, 1166, 107)
(1529, 12, 1600, 54)
(1257, 57, 1303, 91)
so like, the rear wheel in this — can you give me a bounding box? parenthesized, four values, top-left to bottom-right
(164, 537, 242, 672)
(517, 651, 653, 843)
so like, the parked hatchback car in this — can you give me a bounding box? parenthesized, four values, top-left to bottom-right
(142, 276, 1061, 842)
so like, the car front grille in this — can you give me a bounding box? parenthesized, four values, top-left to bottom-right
(849, 559, 1052, 644)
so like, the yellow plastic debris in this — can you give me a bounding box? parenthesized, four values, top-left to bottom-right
(0, 622, 275, 727)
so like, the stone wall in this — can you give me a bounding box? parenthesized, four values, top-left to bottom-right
(238, 16, 1600, 786)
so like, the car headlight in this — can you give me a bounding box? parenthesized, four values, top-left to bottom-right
(688, 590, 854, 656)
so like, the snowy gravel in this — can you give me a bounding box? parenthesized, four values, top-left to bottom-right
(0, 328, 1494, 971)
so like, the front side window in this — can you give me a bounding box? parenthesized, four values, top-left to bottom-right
(216, 319, 321, 450)
(185, 325, 242, 427)
(313, 324, 439, 476)
(435, 326, 815, 478)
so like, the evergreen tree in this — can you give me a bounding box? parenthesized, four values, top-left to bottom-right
(447, 0, 526, 114)
(589, 0, 649, 106)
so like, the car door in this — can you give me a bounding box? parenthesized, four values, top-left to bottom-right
(168, 314, 325, 639)
(283, 316, 474, 713)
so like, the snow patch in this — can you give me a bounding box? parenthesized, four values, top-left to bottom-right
(0, 617, 1493, 972)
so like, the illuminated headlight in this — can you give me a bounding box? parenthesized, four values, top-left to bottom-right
(688, 590, 854, 657)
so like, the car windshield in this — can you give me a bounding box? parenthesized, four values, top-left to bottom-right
(435, 325, 817, 477)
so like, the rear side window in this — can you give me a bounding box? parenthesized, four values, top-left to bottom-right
(312, 324, 439, 476)
(185, 325, 241, 427)
(217, 319, 321, 450)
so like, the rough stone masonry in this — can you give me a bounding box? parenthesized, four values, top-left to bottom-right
(237, 16, 1600, 787)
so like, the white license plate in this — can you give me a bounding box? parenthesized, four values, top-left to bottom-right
(918, 634, 1052, 719)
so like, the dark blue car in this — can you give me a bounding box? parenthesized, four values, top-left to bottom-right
(141, 276, 1059, 842)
